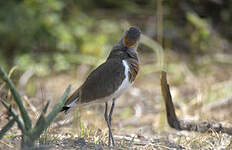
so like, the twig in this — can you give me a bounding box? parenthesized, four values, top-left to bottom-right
(0, 140, 14, 149)
(23, 96, 39, 118)
(157, 0, 163, 45)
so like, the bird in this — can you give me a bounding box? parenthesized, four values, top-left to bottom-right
(61, 26, 141, 147)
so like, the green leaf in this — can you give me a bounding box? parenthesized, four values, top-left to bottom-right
(45, 85, 71, 125)
(0, 118, 15, 140)
(0, 66, 32, 130)
(33, 101, 49, 130)
(0, 99, 25, 133)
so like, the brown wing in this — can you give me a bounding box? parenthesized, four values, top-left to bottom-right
(65, 58, 125, 105)
(80, 58, 125, 103)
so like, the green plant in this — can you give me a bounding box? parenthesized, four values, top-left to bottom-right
(129, 135, 136, 146)
(39, 128, 58, 145)
(186, 12, 210, 52)
(0, 66, 71, 149)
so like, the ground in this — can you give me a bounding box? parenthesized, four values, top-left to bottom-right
(1, 51, 232, 149)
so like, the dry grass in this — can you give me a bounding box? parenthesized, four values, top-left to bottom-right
(1, 51, 232, 149)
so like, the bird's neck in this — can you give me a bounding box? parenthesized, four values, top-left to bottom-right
(107, 42, 139, 61)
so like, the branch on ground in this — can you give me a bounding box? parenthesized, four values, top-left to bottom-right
(160, 71, 232, 135)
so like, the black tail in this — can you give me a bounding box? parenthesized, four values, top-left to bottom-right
(60, 89, 79, 114)
(60, 106, 70, 113)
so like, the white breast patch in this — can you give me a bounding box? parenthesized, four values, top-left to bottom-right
(112, 60, 132, 99)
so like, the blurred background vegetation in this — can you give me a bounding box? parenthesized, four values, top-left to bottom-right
(1, 1, 232, 149)
(0, 0, 231, 76)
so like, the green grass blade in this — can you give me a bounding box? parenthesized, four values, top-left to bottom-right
(45, 85, 71, 127)
(34, 101, 50, 130)
(31, 114, 46, 142)
(42, 101, 50, 114)
(0, 99, 25, 133)
(0, 118, 15, 139)
(0, 66, 32, 130)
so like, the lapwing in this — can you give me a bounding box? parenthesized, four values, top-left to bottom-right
(61, 26, 141, 147)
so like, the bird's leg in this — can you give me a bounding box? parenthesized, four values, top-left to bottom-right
(108, 99, 115, 146)
(104, 102, 113, 147)
(109, 99, 115, 125)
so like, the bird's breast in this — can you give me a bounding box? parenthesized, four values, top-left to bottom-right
(111, 60, 133, 99)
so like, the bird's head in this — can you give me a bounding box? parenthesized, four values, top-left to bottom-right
(122, 26, 141, 49)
